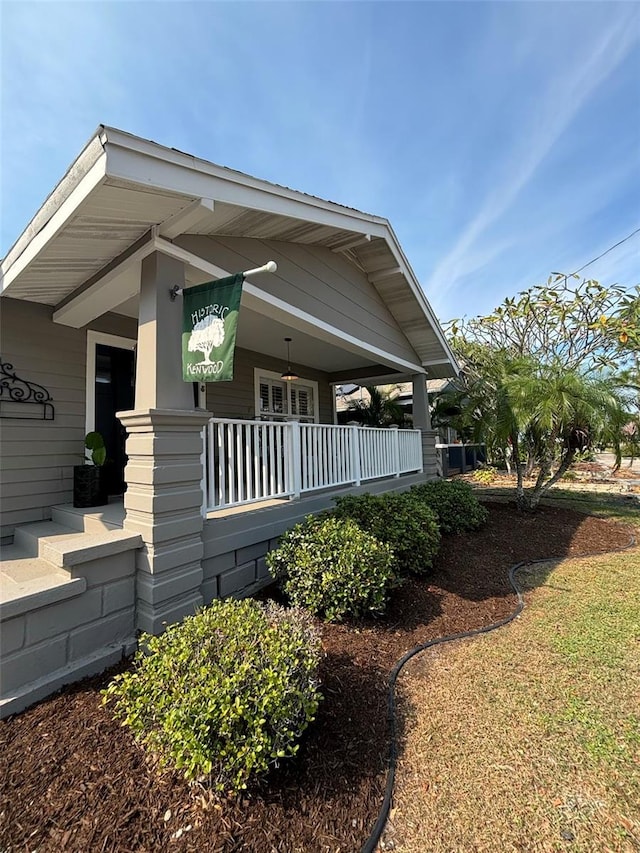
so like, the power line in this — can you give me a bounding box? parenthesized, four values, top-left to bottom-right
(571, 226, 640, 277)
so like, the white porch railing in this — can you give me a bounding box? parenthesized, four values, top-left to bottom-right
(205, 418, 423, 512)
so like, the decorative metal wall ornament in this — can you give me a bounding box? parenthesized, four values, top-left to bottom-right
(0, 359, 55, 420)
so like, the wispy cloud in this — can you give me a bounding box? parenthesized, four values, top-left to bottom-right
(1, 1, 638, 327)
(424, 8, 640, 303)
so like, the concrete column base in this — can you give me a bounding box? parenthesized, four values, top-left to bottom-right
(118, 408, 211, 634)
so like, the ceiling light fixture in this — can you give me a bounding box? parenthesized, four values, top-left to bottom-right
(280, 337, 299, 381)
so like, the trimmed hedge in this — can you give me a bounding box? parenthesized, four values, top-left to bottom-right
(266, 514, 395, 622)
(410, 479, 488, 534)
(333, 491, 441, 576)
(102, 599, 321, 793)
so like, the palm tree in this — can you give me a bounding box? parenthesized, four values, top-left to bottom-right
(438, 351, 626, 510)
(348, 386, 407, 427)
(511, 363, 625, 509)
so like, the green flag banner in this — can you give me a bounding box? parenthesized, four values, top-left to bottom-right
(182, 273, 244, 382)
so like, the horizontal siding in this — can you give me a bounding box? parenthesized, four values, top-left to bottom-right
(206, 346, 333, 423)
(177, 235, 420, 366)
(1, 466, 73, 484)
(1, 478, 72, 498)
(0, 297, 137, 537)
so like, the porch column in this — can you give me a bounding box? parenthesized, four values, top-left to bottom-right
(118, 252, 210, 634)
(412, 374, 439, 480)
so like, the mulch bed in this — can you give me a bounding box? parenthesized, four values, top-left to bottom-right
(0, 504, 634, 853)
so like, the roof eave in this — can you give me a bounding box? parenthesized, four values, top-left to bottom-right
(1, 127, 107, 273)
(1, 127, 459, 377)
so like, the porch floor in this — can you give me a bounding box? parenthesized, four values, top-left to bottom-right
(204, 473, 428, 521)
(51, 499, 126, 532)
(206, 497, 289, 519)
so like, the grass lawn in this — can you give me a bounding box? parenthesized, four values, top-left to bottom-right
(392, 499, 639, 853)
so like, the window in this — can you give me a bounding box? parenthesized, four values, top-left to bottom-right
(254, 369, 319, 423)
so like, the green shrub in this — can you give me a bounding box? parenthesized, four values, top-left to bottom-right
(266, 514, 395, 621)
(333, 491, 441, 576)
(102, 599, 321, 793)
(410, 479, 488, 535)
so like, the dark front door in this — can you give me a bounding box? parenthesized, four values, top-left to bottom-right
(94, 344, 135, 495)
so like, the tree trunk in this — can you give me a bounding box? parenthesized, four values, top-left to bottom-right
(512, 435, 528, 510)
(528, 447, 576, 510)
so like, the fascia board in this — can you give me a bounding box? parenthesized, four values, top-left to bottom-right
(1, 154, 108, 294)
(102, 132, 388, 240)
(381, 221, 460, 374)
(1, 130, 106, 272)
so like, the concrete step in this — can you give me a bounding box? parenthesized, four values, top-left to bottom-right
(0, 544, 86, 620)
(51, 502, 126, 534)
(13, 521, 142, 569)
(13, 521, 79, 557)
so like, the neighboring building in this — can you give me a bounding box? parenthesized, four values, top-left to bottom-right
(0, 126, 458, 715)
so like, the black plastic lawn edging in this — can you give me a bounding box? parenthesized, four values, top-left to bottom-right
(361, 532, 637, 853)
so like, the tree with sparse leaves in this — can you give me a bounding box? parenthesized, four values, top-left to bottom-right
(448, 276, 639, 372)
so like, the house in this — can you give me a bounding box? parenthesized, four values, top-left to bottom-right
(0, 126, 458, 715)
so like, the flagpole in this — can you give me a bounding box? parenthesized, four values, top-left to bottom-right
(242, 260, 277, 277)
(169, 261, 277, 300)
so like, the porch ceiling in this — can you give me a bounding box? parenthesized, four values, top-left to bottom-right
(1, 125, 459, 379)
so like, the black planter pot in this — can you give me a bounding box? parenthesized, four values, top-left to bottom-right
(73, 465, 108, 508)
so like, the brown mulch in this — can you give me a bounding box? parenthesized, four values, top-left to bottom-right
(0, 504, 634, 853)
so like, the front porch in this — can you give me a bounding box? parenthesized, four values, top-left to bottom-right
(1, 126, 459, 712)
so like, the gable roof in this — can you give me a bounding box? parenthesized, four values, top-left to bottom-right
(1, 126, 458, 378)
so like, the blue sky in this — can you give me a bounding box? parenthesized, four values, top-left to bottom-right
(1, 1, 639, 322)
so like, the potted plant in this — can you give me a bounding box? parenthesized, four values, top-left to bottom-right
(73, 431, 108, 508)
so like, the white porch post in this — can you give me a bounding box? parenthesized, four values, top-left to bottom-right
(391, 425, 400, 477)
(412, 374, 438, 479)
(118, 252, 210, 635)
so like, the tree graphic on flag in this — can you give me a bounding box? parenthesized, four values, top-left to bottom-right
(188, 316, 225, 365)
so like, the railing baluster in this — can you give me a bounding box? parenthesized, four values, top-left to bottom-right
(290, 421, 301, 499)
(330, 427, 337, 485)
(227, 424, 233, 505)
(322, 427, 328, 486)
(217, 422, 225, 506)
(260, 424, 267, 498)
(241, 424, 249, 501)
(268, 424, 276, 496)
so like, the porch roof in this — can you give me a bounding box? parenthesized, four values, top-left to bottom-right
(0, 126, 458, 379)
